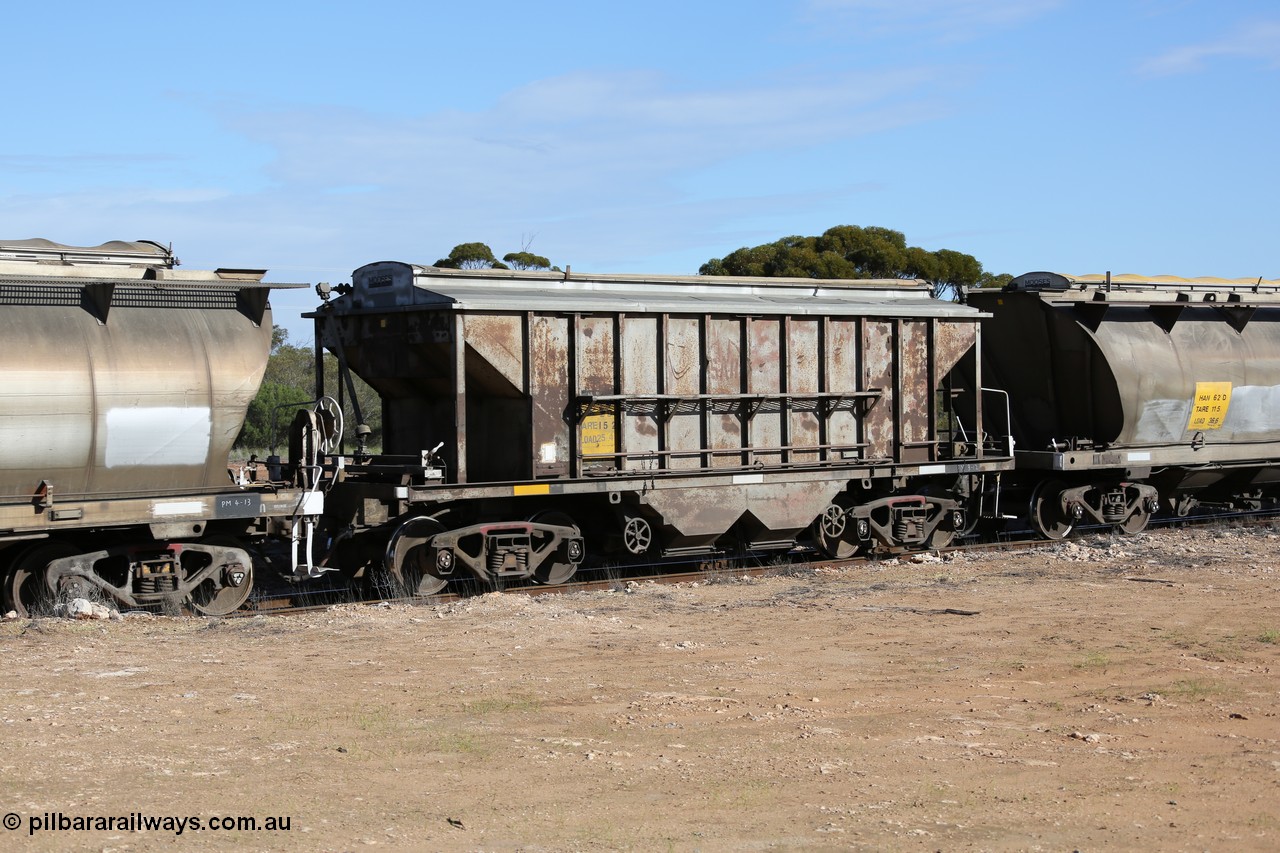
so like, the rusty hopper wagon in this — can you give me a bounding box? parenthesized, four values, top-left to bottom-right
(969, 271, 1280, 538)
(0, 239, 325, 616)
(311, 262, 1014, 594)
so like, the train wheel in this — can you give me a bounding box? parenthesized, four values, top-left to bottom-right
(918, 487, 961, 550)
(4, 541, 78, 617)
(1114, 505, 1151, 535)
(957, 500, 982, 538)
(814, 504, 858, 559)
(385, 517, 450, 597)
(1030, 480, 1074, 540)
(527, 511, 580, 585)
(926, 512, 958, 550)
(188, 539, 255, 617)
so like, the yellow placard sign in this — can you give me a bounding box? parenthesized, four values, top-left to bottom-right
(580, 412, 616, 457)
(1186, 381, 1232, 431)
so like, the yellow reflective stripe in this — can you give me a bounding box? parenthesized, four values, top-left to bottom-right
(513, 484, 551, 496)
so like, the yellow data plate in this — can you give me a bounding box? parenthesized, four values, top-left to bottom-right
(1187, 381, 1232, 430)
(580, 412, 617, 457)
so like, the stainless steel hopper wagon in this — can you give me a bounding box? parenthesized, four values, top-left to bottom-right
(0, 239, 325, 615)
(969, 271, 1280, 538)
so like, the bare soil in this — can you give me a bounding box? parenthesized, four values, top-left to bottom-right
(2, 524, 1278, 852)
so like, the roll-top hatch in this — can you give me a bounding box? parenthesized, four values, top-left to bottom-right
(0, 238, 295, 285)
(0, 239, 306, 325)
(0, 238, 178, 267)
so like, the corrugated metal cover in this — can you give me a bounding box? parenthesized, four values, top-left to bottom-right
(0, 275, 303, 290)
(333, 262, 978, 318)
(0, 239, 299, 285)
(0, 238, 172, 258)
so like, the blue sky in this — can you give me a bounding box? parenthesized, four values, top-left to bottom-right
(3, 0, 1276, 341)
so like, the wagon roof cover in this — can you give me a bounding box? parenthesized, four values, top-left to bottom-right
(0, 238, 306, 287)
(324, 261, 981, 318)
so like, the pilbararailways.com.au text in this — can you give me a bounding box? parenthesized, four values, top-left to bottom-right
(7, 811, 291, 836)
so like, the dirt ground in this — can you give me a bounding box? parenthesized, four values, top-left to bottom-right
(1, 523, 1278, 852)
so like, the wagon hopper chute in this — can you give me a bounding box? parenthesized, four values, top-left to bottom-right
(310, 263, 1014, 592)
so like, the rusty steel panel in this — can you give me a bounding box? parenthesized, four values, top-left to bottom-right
(747, 318, 783, 466)
(528, 315, 570, 477)
(787, 319, 821, 463)
(576, 315, 617, 472)
(461, 314, 528, 481)
(463, 314, 530, 482)
(665, 317, 703, 469)
(576, 316, 616, 394)
(463, 314, 525, 391)
(620, 316, 660, 469)
(453, 313, 469, 483)
(899, 319, 932, 463)
(641, 480, 846, 551)
(640, 487, 743, 550)
(825, 319, 860, 457)
(862, 319, 896, 461)
(743, 480, 845, 537)
(706, 317, 743, 468)
(934, 320, 976, 381)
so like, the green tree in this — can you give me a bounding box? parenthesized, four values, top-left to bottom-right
(262, 325, 315, 392)
(502, 251, 553, 270)
(434, 241, 563, 272)
(930, 249, 984, 301)
(319, 350, 383, 451)
(434, 242, 508, 270)
(236, 326, 383, 455)
(975, 271, 1013, 289)
(238, 380, 312, 452)
(700, 225, 1000, 301)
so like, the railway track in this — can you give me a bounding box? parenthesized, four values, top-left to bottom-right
(230, 506, 1280, 618)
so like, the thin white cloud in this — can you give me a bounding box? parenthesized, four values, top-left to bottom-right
(214, 66, 952, 247)
(1139, 19, 1280, 76)
(0, 64, 954, 325)
(804, 0, 1061, 40)
(242, 67, 948, 191)
(0, 153, 178, 173)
